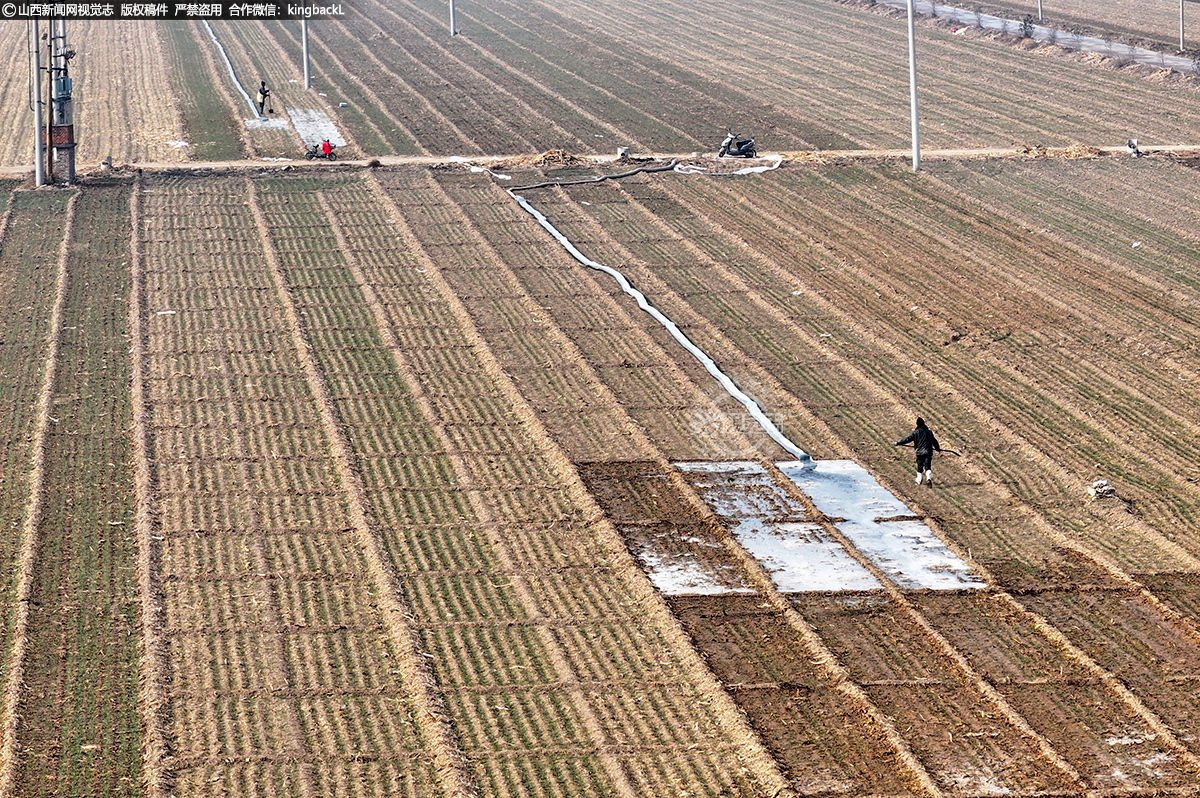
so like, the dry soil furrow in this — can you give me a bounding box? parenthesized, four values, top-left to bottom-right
(312, 188, 656, 798)
(445, 0, 730, 150)
(182, 21, 258, 159)
(368, 168, 793, 798)
(424, 170, 963, 796)
(655, 169, 1200, 573)
(0, 190, 76, 798)
(342, 2, 574, 154)
(245, 178, 475, 798)
(73, 21, 185, 164)
(533, 177, 1095, 787)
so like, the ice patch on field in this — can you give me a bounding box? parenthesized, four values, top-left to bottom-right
(288, 108, 345, 147)
(739, 520, 882, 592)
(779, 460, 985, 590)
(677, 461, 882, 593)
(638, 548, 755, 595)
(246, 117, 290, 131)
(633, 528, 755, 596)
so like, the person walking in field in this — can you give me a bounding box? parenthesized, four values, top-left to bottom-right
(256, 80, 271, 116)
(895, 417, 941, 486)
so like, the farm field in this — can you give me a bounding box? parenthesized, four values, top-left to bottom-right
(0, 152, 1197, 795)
(0, 0, 1198, 794)
(5, 0, 1200, 168)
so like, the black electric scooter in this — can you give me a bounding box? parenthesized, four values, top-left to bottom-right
(305, 141, 338, 160)
(718, 131, 757, 158)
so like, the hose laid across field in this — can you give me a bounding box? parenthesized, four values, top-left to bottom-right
(509, 176, 813, 466)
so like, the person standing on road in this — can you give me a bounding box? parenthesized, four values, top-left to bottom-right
(256, 80, 271, 116)
(895, 417, 941, 486)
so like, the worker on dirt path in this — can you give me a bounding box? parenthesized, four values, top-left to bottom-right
(894, 417, 941, 486)
(256, 80, 271, 116)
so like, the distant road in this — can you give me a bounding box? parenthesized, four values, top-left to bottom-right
(3, 144, 1197, 180)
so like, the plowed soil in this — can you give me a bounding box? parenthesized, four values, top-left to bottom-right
(0, 0, 1199, 792)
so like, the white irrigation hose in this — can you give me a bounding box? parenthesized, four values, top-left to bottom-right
(509, 188, 813, 467)
(203, 20, 260, 118)
(674, 155, 783, 176)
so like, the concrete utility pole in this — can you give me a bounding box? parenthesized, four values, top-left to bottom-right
(47, 19, 76, 183)
(29, 20, 45, 186)
(301, 20, 311, 88)
(449, 0, 458, 36)
(906, 0, 921, 171)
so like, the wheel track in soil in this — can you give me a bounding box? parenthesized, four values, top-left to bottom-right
(424, 169, 958, 794)
(518, 174, 1200, 784)
(371, 167, 798, 798)
(572, 170, 1200, 769)
(0, 190, 77, 798)
(245, 178, 477, 798)
(741, 166, 1200, 535)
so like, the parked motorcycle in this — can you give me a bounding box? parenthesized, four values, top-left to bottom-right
(305, 141, 338, 161)
(718, 132, 757, 158)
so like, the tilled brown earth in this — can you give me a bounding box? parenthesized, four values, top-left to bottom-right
(1, 157, 1200, 797)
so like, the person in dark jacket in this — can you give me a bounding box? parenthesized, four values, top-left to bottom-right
(895, 417, 941, 485)
(256, 81, 271, 116)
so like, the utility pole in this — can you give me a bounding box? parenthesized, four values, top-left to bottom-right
(906, 0, 921, 171)
(29, 20, 44, 186)
(301, 20, 311, 88)
(449, 0, 458, 36)
(47, 19, 76, 183)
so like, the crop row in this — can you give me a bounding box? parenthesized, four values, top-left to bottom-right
(416, 170, 759, 463)
(138, 175, 461, 796)
(473, 158, 1200, 791)
(255, 170, 782, 796)
(555, 163, 1200, 583)
(548, 0, 1200, 150)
